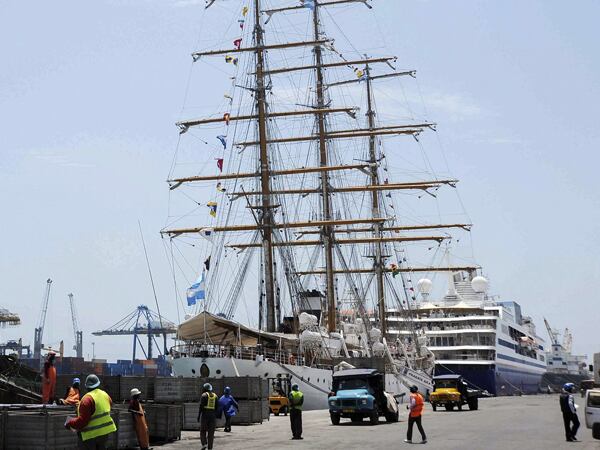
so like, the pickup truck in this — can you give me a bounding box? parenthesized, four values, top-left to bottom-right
(429, 374, 481, 411)
(328, 368, 399, 425)
(585, 389, 600, 440)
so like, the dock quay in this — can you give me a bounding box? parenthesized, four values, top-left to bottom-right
(163, 395, 598, 450)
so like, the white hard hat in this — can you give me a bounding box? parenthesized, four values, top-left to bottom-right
(130, 388, 142, 396)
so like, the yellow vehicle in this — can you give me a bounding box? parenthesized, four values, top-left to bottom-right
(429, 374, 480, 411)
(269, 376, 291, 416)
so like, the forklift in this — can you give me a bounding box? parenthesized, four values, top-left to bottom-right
(268, 374, 292, 416)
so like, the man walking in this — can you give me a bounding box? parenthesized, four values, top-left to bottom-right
(560, 382, 580, 442)
(65, 374, 117, 450)
(288, 383, 304, 440)
(197, 383, 218, 450)
(218, 386, 239, 432)
(404, 385, 427, 444)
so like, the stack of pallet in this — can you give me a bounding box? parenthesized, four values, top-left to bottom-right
(179, 377, 269, 430)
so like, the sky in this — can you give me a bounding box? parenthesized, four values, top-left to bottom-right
(1, 0, 599, 362)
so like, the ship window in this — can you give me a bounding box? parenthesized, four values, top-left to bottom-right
(216, 370, 221, 375)
(192, 369, 196, 374)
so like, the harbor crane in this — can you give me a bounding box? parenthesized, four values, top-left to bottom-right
(33, 278, 52, 361)
(68, 293, 83, 358)
(92, 305, 176, 361)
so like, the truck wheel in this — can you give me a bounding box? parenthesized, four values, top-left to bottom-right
(444, 404, 453, 411)
(592, 422, 600, 440)
(369, 410, 379, 425)
(330, 413, 341, 425)
(385, 410, 399, 423)
(281, 406, 288, 416)
(351, 416, 362, 423)
(432, 403, 437, 412)
(468, 398, 478, 411)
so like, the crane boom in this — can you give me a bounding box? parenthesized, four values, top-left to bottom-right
(543, 317, 560, 347)
(33, 278, 53, 360)
(68, 293, 83, 358)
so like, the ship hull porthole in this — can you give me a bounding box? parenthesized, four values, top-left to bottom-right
(200, 363, 210, 377)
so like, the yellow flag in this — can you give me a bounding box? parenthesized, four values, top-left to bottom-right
(242, 6, 249, 16)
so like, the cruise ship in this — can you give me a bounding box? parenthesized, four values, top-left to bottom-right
(387, 272, 546, 395)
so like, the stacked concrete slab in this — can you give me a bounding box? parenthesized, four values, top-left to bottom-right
(0, 407, 137, 450)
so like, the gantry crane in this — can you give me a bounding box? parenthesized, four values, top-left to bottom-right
(92, 305, 176, 360)
(33, 278, 52, 360)
(68, 293, 83, 358)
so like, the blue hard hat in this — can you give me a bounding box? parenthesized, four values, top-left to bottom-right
(224, 386, 231, 394)
(563, 383, 575, 392)
(72, 378, 80, 385)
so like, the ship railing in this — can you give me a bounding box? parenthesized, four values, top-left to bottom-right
(169, 343, 333, 368)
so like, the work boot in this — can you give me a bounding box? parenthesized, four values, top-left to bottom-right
(421, 439, 427, 444)
(404, 439, 412, 443)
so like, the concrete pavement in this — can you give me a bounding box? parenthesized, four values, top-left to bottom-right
(164, 395, 600, 450)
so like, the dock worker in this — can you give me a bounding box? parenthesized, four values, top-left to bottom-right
(129, 387, 150, 450)
(559, 382, 580, 442)
(41, 351, 57, 404)
(59, 377, 81, 406)
(218, 386, 239, 433)
(404, 385, 427, 444)
(197, 382, 218, 450)
(288, 383, 304, 440)
(65, 374, 117, 450)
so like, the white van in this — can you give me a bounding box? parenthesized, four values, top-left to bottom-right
(585, 389, 600, 439)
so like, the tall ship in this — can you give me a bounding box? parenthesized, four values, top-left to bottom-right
(162, 0, 483, 409)
(387, 271, 547, 395)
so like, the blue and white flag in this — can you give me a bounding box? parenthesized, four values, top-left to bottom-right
(186, 270, 206, 306)
(301, 0, 315, 11)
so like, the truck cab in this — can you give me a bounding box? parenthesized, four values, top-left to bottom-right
(585, 389, 600, 439)
(328, 368, 399, 425)
(429, 374, 480, 411)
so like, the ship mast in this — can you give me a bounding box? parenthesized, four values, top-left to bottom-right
(253, 0, 277, 332)
(312, 0, 337, 333)
(364, 61, 386, 335)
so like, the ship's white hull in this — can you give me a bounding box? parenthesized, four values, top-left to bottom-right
(170, 355, 431, 410)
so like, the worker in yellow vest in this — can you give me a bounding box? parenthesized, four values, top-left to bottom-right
(197, 383, 218, 450)
(288, 383, 304, 440)
(65, 374, 117, 450)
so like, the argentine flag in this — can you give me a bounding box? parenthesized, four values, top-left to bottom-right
(186, 271, 206, 306)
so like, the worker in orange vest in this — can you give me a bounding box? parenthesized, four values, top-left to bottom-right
(129, 388, 150, 450)
(404, 385, 427, 444)
(59, 377, 81, 406)
(41, 351, 57, 404)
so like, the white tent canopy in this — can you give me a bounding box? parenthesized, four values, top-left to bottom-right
(177, 311, 297, 348)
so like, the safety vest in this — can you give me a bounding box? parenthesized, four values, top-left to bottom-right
(290, 391, 303, 411)
(205, 392, 217, 410)
(79, 389, 117, 441)
(410, 392, 424, 417)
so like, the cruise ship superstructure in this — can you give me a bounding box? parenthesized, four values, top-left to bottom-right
(387, 272, 547, 395)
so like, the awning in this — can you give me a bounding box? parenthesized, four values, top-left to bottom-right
(177, 311, 298, 348)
